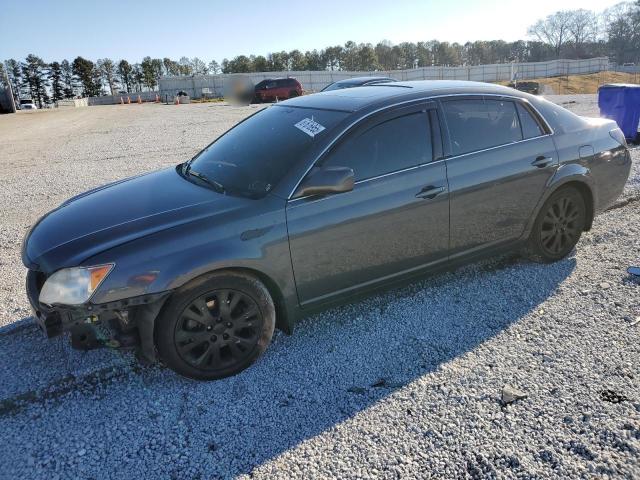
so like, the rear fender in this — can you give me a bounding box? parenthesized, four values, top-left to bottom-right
(522, 163, 595, 238)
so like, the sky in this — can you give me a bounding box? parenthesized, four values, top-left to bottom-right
(1, 0, 623, 63)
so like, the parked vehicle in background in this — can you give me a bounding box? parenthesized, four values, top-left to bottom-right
(254, 78, 302, 102)
(508, 81, 540, 95)
(19, 99, 37, 110)
(321, 76, 397, 92)
(22, 81, 631, 380)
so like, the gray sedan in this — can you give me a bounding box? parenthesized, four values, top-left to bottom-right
(22, 81, 631, 380)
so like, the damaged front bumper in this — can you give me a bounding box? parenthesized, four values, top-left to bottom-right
(26, 269, 169, 363)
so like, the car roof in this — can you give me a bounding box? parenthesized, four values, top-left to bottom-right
(257, 77, 297, 82)
(281, 80, 523, 112)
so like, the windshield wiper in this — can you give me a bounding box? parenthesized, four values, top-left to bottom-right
(185, 169, 226, 194)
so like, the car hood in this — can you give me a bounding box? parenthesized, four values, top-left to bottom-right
(23, 167, 250, 272)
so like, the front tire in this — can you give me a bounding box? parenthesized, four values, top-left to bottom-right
(525, 186, 586, 263)
(155, 271, 275, 380)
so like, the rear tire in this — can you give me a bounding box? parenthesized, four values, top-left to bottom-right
(155, 271, 275, 380)
(524, 186, 586, 263)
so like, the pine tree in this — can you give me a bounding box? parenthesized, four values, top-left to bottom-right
(72, 56, 100, 97)
(117, 60, 133, 93)
(208, 60, 220, 74)
(22, 54, 50, 108)
(132, 64, 144, 92)
(48, 61, 64, 102)
(97, 58, 118, 95)
(141, 57, 157, 90)
(60, 60, 75, 98)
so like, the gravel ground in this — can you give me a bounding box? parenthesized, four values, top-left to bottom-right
(0, 96, 638, 479)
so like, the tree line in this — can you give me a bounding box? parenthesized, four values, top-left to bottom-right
(1, 2, 638, 108)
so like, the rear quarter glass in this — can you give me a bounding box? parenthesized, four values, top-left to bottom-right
(531, 97, 587, 133)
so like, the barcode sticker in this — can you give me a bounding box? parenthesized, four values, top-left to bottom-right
(294, 118, 326, 137)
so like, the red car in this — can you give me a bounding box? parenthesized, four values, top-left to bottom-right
(254, 78, 302, 102)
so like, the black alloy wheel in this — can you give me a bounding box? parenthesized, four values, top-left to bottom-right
(175, 289, 263, 369)
(156, 272, 275, 380)
(540, 195, 582, 255)
(526, 186, 586, 262)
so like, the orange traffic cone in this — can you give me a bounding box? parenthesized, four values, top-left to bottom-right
(155, 94, 160, 103)
(174, 96, 180, 105)
(137, 95, 142, 104)
(127, 96, 131, 104)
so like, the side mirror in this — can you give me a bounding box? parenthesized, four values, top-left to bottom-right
(295, 166, 354, 198)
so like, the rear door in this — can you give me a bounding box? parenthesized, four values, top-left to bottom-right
(441, 96, 557, 256)
(286, 103, 449, 306)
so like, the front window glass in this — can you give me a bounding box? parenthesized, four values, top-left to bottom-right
(185, 106, 348, 198)
(323, 111, 432, 181)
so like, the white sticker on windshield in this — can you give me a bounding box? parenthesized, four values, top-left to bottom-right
(294, 117, 326, 137)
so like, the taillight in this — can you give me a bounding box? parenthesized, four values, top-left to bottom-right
(609, 128, 627, 147)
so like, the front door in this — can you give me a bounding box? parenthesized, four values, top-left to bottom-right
(286, 103, 450, 306)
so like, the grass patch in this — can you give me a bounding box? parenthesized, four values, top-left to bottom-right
(499, 71, 640, 94)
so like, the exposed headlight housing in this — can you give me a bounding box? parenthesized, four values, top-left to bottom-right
(39, 264, 114, 306)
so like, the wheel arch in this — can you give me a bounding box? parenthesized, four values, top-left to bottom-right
(163, 266, 293, 335)
(561, 181, 594, 231)
(523, 170, 596, 240)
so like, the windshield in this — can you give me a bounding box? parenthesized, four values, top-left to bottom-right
(184, 105, 348, 198)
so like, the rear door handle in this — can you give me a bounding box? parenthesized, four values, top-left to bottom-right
(531, 155, 553, 168)
(416, 185, 446, 199)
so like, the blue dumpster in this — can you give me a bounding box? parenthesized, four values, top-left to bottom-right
(598, 83, 640, 141)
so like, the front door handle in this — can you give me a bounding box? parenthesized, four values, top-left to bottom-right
(531, 155, 553, 168)
(416, 185, 446, 199)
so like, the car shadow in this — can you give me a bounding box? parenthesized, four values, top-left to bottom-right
(0, 255, 575, 478)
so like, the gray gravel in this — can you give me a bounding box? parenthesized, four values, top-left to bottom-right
(0, 96, 639, 479)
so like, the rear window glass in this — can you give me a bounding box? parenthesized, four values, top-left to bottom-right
(187, 106, 348, 198)
(443, 99, 522, 155)
(323, 111, 432, 181)
(516, 102, 544, 139)
(276, 79, 297, 87)
(322, 82, 351, 92)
